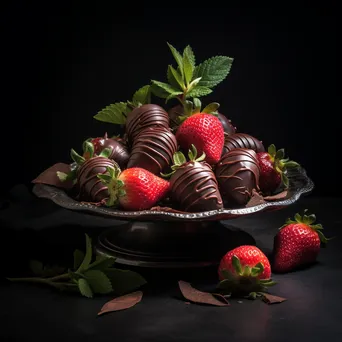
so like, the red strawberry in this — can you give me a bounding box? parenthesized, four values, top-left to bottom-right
(176, 113, 224, 165)
(256, 144, 299, 194)
(98, 166, 170, 211)
(217, 245, 276, 299)
(273, 210, 329, 273)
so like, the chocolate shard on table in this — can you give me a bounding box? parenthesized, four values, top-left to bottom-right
(127, 126, 178, 175)
(125, 104, 170, 146)
(169, 146, 223, 212)
(91, 133, 129, 169)
(215, 148, 260, 206)
(222, 132, 265, 157)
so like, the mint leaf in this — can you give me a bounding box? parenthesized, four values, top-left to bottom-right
(104, 269, 147, 296)
(183, 46, 195, 85)
(193, 56, 234, 88)
(166, 91, 183, 102)
(78, 278, 93, 298)
(29, 260, 43, 276)
(73, 249, 85, 270)
(94, 103, 127, 125)
(151, 80, 181, 99)
(88, 255, 116, 271)
(77, 234, 92, 273)
(202, 102, 220, 114)
(167, 65, 181, 89)
(186, 86, 212, 98)
(167, 42, 184, 78)
(187, 77, 202, 92)
(84, 270, 113, 294)
(183, 45, 195, 70)
(168, 65, 185, 90)
(132, 85, 151, 106)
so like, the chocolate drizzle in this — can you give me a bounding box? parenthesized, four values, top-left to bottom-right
(94, 136, 129, 169)
(76, 157, 119, 203)
(125, 104, 169, 145)
(127, 126, 178, 175)
(222, 133, 265, 157)
(215, 148, 260, 206)
(170, 161, 223, 212)
(218, 113, 236, 135)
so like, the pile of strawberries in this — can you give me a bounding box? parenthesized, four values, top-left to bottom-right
(58, 101, 300, 213)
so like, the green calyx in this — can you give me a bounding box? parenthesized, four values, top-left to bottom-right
(57, 141, 113, 183)
(97, 166, 125, 207)
(161, 144, 206, 178)
(267, 144, 300, 188)
(151, 42, 233, 105)
(217, 255, 276, 299)
(177, 98, 220, 123)
(281, 209, 331, 244)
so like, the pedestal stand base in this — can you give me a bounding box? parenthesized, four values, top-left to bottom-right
(95, 220, 256, 268)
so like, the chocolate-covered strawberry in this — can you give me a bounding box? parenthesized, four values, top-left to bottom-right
(57, 142, 120, 203)
(215, 148, 260, 206)
(125, 104, 169, 146)
(166, 145, 223, 212)
(218, 113, 236, 135)
(127, 126, 177, 175)
(222, 133, 265, 157)
(168, 104, 183, 130)
(257, 144, 300, 194)
(89, 133, 129, 169)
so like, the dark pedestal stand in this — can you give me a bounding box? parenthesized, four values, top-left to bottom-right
(95, 219, 256, 268)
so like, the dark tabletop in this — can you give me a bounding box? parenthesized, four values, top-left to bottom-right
(1, 185, 342, 342)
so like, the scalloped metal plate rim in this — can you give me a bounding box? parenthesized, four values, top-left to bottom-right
(32, 167, 314, 222)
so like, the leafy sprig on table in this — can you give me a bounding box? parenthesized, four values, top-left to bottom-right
(7, 234, 147, 299)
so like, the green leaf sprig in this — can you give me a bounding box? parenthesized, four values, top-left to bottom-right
(93, 85, 151, 125)
(6, 234, 147, 299)
(151, 42, 234, 104)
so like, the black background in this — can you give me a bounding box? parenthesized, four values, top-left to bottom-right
(1, 3, 337, 197)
